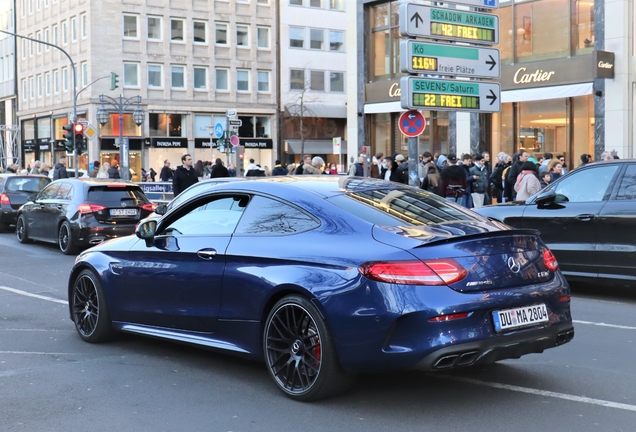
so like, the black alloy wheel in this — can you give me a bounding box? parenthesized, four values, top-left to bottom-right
(58, 221, 78, 255)
(264, 295, 352, 401)
(16, 214, 31, 243)
(71, 269, 114, 343)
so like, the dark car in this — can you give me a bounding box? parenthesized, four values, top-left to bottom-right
(0, 174, 51, 231)
(67, 177, 573, 401)
(17, 179, 156, 254)
(473, 159, 636, 286)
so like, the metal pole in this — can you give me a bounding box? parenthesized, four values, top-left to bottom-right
(0, 30, 78, 177)
(408, 136, 419, 187)
(118, 95, 128, 180)
(225, 115, 230, 167)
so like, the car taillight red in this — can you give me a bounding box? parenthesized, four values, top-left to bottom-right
(543, 248, 559, 272)
(428, 312, 471, 322)
(359, 259, 467, 286)
(141, 203, 157, 211)
(77, 203, 106, 214)
(0, 193, 9, 205)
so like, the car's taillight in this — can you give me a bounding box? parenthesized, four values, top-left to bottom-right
(77, 203, 106, 214)
(0, 193, 9, 205)
(428, 312, 471, 322)
(359, 259, 467, 286)
(141, 203, 157, 211)
(543, 248, 559, 272)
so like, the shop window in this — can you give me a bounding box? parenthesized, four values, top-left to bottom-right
(194, 115, 212, 138)
(572, 0, 595, 52)
(370, 2, 402, 81)
(494, 5, 513, 64)
(515, 0, 569, 62)
(99, 113, 143, 137)
(518, 99, 567, 157)
(149, 114, 185, 137)
(571, 95, 594, 170)
(237, 116, 271, 138)
(256, 117, 271, 138)
(22, 120, 35, 141)
(37, 117, 51, 140)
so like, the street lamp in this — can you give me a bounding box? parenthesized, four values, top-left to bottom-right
(96, 95, 144, 181)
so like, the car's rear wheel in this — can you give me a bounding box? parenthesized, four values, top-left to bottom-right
(264, 295, 352, 401)
(71, 269, 115, 343)
(58, 221, 78, 255)
(16, 215, 32, 243)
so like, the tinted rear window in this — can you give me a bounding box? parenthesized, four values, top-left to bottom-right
(87, 186, 149, 204)
(5, 177, 50, 193)
(328, 188, 482, 226)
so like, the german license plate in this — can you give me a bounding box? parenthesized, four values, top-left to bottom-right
(492, 304, 549, 332)
(110, 208, 137, 216)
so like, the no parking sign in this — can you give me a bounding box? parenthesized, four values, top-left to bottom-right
(398, 110, 427, 137)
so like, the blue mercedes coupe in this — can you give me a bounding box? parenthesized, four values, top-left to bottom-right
(67, 176, 574, 401)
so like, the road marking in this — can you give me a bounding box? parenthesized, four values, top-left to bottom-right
(0, 286, 68, 305)
(447, 376, 636, 412)
(2, 328, 73, 332)
(574, 320, 636, 330)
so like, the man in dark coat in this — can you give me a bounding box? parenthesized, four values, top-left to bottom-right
(160, 159, 173, 182)
(394, 154, 409, 184)
(53, 155, 69, 180)
(108, 164, 121, 179)
(210, 158, 229, 178)
(294, 155, 312, 175)
(172, 153, 198, 196)
(89, 161, 100, 178)
(271, 160, 288, 176)
(506, 151, 528, 200)
(439, 154, 467, 202)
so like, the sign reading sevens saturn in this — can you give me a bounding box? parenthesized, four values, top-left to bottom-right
(399, 110, 427, 137)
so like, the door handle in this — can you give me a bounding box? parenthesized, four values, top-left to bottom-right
(576, 214, 595, 221)
(197, 248, 217, 260)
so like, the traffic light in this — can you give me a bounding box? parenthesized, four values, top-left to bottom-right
(236, 145, 245, 173)
(110, 72, 119, 90)
(62, 123, 74, 152)
(73, 123, 86, 154)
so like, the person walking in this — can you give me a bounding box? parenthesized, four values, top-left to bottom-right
(160, 159, 173, 182)
(149, 168, 157, 182)
(302, 157, 324, 174)
(514, 161, 541, 202)
(439, 154, 467, 202)
(53, 155, 69, 180)
(210, 158, 230, 178)
(394, 154, 409, 184)
(172, 154, 198, 196)
(506, 151, 528, 201)
(420, 161, 442, 196)
(271, 160, 288, 176)
(97, 162, 110, 178)
(108, 163, 121, 179)
(89, 161, 100, 178)
(470, 154, 488, 208)
(294, 155, 312, 175)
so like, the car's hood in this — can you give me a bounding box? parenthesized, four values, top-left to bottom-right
(80, 234, 140, 255)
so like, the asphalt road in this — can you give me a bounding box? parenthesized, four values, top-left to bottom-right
(1, 231, 636, 431)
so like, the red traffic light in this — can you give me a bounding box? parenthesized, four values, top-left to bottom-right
(239, 154, 244, 159)
(73, 123, 84, 133)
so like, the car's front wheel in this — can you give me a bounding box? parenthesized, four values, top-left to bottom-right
(16, 215, 32, 243)
(263, 295, 352, 401)
(58, 221, 78, 255)
(71, 269, 115, 343)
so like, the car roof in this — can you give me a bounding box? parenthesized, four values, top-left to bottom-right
(200, 175, 409, 199)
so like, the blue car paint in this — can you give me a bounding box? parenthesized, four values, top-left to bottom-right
(68, 177, 573, 374)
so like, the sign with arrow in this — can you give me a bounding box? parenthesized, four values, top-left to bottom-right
(400, 40, 500, 79)
(398, 111, 427, 138)
(400, 76, 500, 113)
(399, 3, 499, 45)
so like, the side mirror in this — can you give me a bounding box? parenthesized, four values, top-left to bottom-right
(535, 190, 556, 207)
(136, 218, 158, 247)
(27, 194, 37, 202)
(154, 204, 168, 215)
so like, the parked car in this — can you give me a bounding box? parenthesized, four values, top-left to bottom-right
(17, 179, 156, 254)
(67, 177, 573, 401)
(0, 174, 51, 231)
(152, 177, 245, 217)
(473, 159, 636, 286)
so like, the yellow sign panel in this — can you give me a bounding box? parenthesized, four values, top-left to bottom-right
(84, 125, 98, 140)
(412, 93, 480, 110)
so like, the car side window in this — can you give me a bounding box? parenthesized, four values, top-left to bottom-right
(55, 183, 73, 200)
(552, 165, 619, 203)
(615, 165, 636, 200)
(38, 183, 61, 200)
(162, 195, 247, 236)
(234, 195, 320, 235)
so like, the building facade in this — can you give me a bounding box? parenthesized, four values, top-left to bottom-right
(0, 0, 17, 170)
(279, 0, 348, 170)
(351, 0, 635, 169)
(16, 0, 277, 179)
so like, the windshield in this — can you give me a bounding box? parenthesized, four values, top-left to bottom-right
(328, 188, 482, 226)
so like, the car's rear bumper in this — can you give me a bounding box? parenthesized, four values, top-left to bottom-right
(0, 206, 18, 225)
(74, 224, 137, 247)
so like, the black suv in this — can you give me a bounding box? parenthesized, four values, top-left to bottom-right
(16, 179, 156, 254)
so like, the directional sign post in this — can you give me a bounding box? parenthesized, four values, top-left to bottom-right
(400, 76, 500, 113)
(400, 3, 499, 45)
(400, 40, 499, 79)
